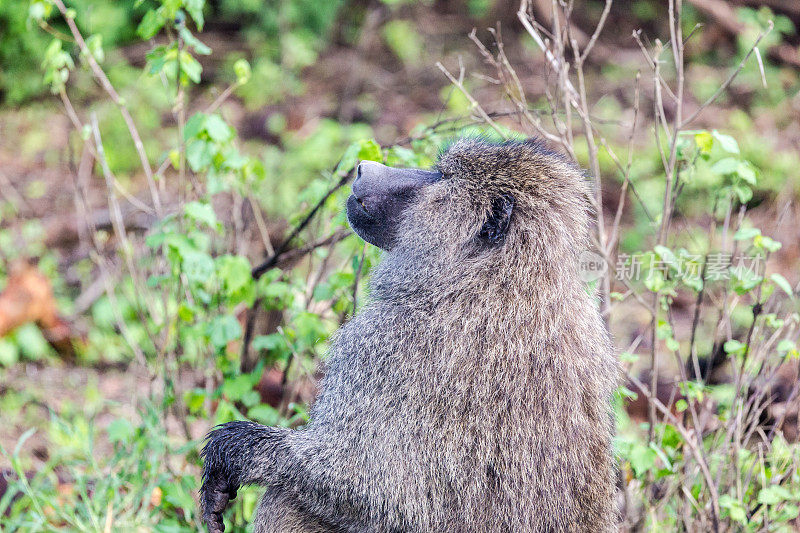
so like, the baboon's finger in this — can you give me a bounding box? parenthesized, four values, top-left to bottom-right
(202, 488, 231, 532)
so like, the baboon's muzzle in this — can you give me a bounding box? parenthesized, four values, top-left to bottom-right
(347, 160, 441, 250)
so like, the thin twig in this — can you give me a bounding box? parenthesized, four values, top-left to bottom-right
(579, 0, 612, 63)
(241, 159, 358, 363)
(627, 372, 721, 527)
(681, 21, 773, 128)
(436, 61, 508, 139)
(51, 0, 163, 217)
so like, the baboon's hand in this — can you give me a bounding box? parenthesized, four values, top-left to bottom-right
(200, 475, 236, 533)
(200, 421, 284, 531)
(201, 423, 244, 532)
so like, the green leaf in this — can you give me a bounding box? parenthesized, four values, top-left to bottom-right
(241, 389, 260, 407)
(261, 280, 292, 302)
(649, 442, 673, 471)
(711, 157, 740, 175)
(719, 494, 747, 524)
(233, 58, 252, 84)
(252, 333, 283, 352)
(357, 139, 382, 162)
(208, 315, 242, 351)
(736, 162, 757, 185)
(732, 271, 762, 295)
(15, 323, 49, 359)
(181, 250, 215, 284)
(137, 9, 165, 39)
(665, 337, 680, 352)
(185, 388, 207, 413)
(186, 140, 215, 172)
(776, 503, 800, 522)
(724, 339, 746, 356)
(675, 399, 688, 412)
(682, 275, 703, 292)
(628, 444, 656, 477)
(178, 303, 195, 322)
(382, 20, 423, 65)
(771, 273, 794, 297)
(656, 320, 673, 341)
(313, 283, 335, 301)
(41, 39, 74, 93)
(29, 1, 52, 21)
(758, 485, 793, 505)
(184, 201, 218, 228)
(653, 245, 675, 262)
(755, 235, 782, 253)
(161, 480, 195, 510)
(217, 255, 252, 294)
(0, 339, 20, 367)
(179, 50, 202, 83)
(337, 141, 362, 175)
(712, 130, 740, 154)
(644, 270, 665, 292)
(204, 114, 233, 142)
(179, 26, 211, 55)
(281, 32, 318, 69)
(221, 148, 248, 170)
(84, 34, 104, 63)
(248, 404, 279, 425)
(777, 339, 797, 354)
(728, 504, 747, 524)
(145, 45, 170, 75)
(184, 112, 207, 140)
(694, 132, 713, 154)
(734, 227, 761, 241)
(184, 0, 205, 30)
(732, 184, 752, 204)
(293, 311, 327, 347)
(107, 418, 134, 444)
(221, 374, 253, 401)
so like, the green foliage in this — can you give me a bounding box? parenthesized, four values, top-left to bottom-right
(0, 0, 141, 104)
(3, 1, 800, 530)
(3, 0, 348, 105)
(0, 405, 199, 529)
(382, 20, 423, 66)
(607, 122, 800, 529)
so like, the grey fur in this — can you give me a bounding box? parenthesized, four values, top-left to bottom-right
(201, 138, 619, 532)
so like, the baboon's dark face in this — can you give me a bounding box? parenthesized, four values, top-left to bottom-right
(347, 161, 442, 250)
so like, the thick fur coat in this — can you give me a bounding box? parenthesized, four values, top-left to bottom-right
(202, 138, 618, 532)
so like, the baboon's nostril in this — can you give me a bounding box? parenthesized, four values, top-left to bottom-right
(352, 164, 365, 199)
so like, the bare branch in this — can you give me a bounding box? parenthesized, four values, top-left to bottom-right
(681, 21, 773, 128)
(51, 0, 163, 217)
(579, 0, 612, 63)
(436, 61, 509, 139)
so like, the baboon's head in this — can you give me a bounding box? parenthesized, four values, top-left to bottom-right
(347, 138, 591, 292)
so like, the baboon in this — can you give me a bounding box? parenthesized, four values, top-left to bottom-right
(201, 138, 619, 532)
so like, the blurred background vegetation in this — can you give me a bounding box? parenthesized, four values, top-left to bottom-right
(0, 0, 799, 530)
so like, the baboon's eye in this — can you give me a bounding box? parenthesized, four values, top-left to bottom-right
(478, 193, 515, 245)
(434, 166, 451, 179)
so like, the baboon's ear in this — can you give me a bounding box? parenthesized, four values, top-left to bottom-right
(478, 193, 515, 245)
